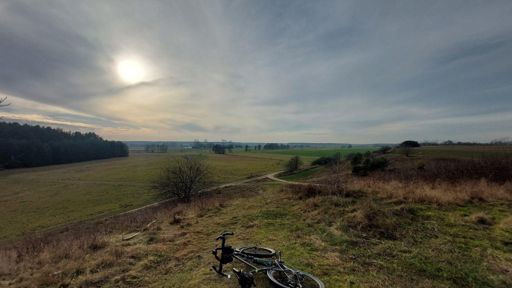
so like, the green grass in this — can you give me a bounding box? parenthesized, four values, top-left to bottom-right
(5, 182, 511, 287)
(247, 147, 376, 158)
(70, 184, 511, 287)
(280, 166, 324, 181)
(0, 152, 284, 240)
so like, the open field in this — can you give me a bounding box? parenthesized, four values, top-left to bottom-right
(400, 145, 512, 159)
(246, 147, 377, 158)
(0, 152, 284, 240)
(2, 182, 511, 287)
(1, 145, 512, 287)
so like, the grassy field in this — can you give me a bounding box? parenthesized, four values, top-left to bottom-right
(0, 152, 284, 240)
(2, 145, 512, 287)
(279, 166, 324, 182)
(3, 182, 511, 287)
(246, 147, 377, 158)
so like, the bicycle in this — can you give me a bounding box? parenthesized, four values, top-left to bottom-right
(212, 231, 325, 288)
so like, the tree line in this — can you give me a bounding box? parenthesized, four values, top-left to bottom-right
(145, 143, 168, 153)
(0, 122, 128, 169)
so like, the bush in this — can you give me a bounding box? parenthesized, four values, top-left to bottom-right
(368, 157, 389, 171)
(311, 152, 342, 166)
(376, 146, 392, 154)
(311, 157, 332, 166)
(400, 140, 420, 148)
(351, 154, 389, 176)
(286, 155, 303, 172)
(157, 155, 211, 202)
(289, 184, 326, 199)
(347, 153, 363, 166)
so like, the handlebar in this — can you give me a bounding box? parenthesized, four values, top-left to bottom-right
(216, 231, 234, 241)
(212, 231, 235, 277)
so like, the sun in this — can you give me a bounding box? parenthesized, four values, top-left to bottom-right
(116, 58, 147, 84)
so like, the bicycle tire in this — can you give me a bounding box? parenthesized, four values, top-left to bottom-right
(267, 267, 324, 288)
(238, 246, 276, 258)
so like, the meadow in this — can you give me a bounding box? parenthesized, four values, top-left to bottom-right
(1, 145, 512, 288)
(2, 181, 511, 287)
(0, 152, 284, 240)
(246, 147, 376, 158)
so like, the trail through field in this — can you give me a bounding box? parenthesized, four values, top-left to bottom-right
(265, 171, 308, 185)
(117, 170, 305, 217)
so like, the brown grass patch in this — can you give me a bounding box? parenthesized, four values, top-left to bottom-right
(379, 157, 512, 184)
(0, 184, 260, 287)
(343, 199, 415, 240)
(349, 178, 512, 205)
(468, 212, 495, 226)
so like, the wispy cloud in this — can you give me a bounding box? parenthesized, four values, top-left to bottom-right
(0, 0, 511, 142)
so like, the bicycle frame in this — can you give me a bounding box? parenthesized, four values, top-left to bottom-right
(212, 231, 324, 288)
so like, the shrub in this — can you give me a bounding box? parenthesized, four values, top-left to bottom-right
(311, 156, 332, 166)
(368, 157, 389, 171)
(156, 155, 211, 202)
(347, 153, 363, 166)
(286, 155, 303, 172)
(311, 152, 342, 166)
(290, 184, 326, 199)
(376, 146, 392, 154)
(400, 140, 420, 148)
(351, 154, 389, 176)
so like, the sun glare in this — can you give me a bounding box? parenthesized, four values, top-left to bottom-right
(116, 58, 147, 84)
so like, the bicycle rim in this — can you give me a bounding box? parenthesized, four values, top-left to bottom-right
(267, 268, 324, 288)
(238, 246, 276, 258)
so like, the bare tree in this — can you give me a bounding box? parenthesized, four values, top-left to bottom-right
(0, 97, 9, 107)
(286, 155, 303, 172)
(157, 155, 211, 202)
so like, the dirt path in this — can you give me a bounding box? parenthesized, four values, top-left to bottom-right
(117, 170, 310, 217)
(7, 171, 305, 241)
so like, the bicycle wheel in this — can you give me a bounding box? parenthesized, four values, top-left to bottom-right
(238, 246, 276, 258)
(267, 267, 324, 288)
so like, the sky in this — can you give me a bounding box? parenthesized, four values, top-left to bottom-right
(0, 0, 511, 143)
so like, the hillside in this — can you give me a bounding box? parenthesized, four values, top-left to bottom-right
(2, 148, 512, 287)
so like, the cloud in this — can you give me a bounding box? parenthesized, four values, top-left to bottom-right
(0, 0, 511, 142)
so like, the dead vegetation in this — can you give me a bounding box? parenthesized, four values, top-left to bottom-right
(304, 156, 512, 205)
(343, 199, 417, 240)
(468, 212, 495, 226)
(378, 157, 512, 184)
(0, 184, 260, 287)
(349, 178, 512, 205)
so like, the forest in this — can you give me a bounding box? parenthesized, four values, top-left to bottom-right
(0, 122, 128, 169)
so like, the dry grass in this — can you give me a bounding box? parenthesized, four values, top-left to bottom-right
(304, 156, 512, 205)
(468, 212, 495, 226)
(378, 157, 512, 184)
(348, 178, 512, 205)
(0, 184, 259, 287)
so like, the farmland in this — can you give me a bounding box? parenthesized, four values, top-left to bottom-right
(245, 147, 377, 158)
(2, 174, 511, 287)
(0, 152, 284, 240)
(1, 145, 512, 288)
